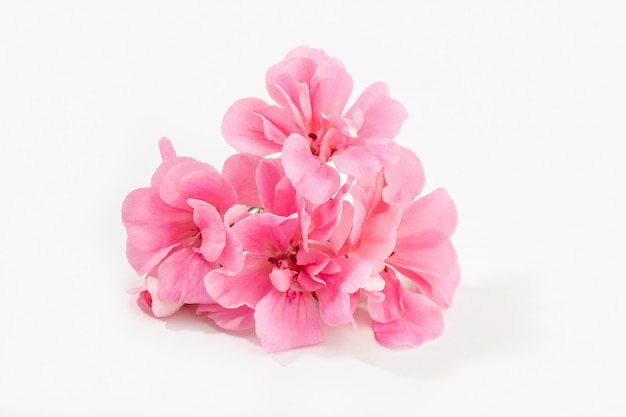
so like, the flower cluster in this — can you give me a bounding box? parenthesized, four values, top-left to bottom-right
(122, 46, 459, 352)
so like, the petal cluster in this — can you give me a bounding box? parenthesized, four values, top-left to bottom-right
(122, 46, 460, 352)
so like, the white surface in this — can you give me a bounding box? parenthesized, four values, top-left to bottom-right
(1, 1, 625, 416)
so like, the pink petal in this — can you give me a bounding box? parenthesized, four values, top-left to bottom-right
(177, 170, 238, 214)
(122, 188, 194, 274)
(297, 248, 330, 280)
(125, 239, 174, 276)
(310, 61, 353, 121)
(187, 199, 226, 262)
(367, 268, 404, 323)
(332, 137, 401, 178)
(151, 157, 208, 190)
(156, 247, 216, 305)
(382, 146, 425, 208)
(204, 255, 273, 309)
(266, 57, 316, 125)
(269, 268, 293, 292)
(329, 200, 354, 255)
(344, 82, 408, 140)
(224, 203, 250, 226)
(158, 137, 177, 161)
(387, 230, 458, 308)
(372, 292, 444, 347)
(254, 105, 302, 144)
(256, 158, 297, 216)
(233, 212, 299, 255)
(322, 113, 358, 138)
(295, 270, 325, 292)
(196, 303, 255, 331)
(144, 276, 183, 317)
(158, 162, 219, 210)
(222, 153, 263, 208)
(307, 178, 353, 243)
(282, 133, 340, 204)
(217, 225, 244, 274)
(254, 289, 324, 352)
(222, 97, 284, 155)
(296, 195, 312, 251)
(317, 127, 346, 164)
(351, 204, 402, 272)
(433, 262, 461, 308)
(398, 188, 458, 238)
(316, 257, 372, 327)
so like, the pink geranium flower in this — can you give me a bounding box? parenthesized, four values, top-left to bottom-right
(222, 46, 408, 203)
(204, 164, 372, 352)
(121, 46, 460, 352)
(121, 138, 245, 317)
(345, 146, 460, 346)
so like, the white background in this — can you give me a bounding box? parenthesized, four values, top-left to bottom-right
(1, 1, 625, 416)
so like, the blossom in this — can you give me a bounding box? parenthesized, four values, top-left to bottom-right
(121, 46, 460, 353)
(221, 46, 408, 203)
(204, 163, 373, 352)
(121, 138, 245, 317)
(345, 146, 459, 346)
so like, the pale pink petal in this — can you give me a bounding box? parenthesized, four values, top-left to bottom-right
(372, 292, 444, 347)
(266, 56, 315, 123)
(157, 162, 214, 210)
(332, 137, 401, 178)
(329, 200, 354, 255)
(322, 113, 359, 137)
(233, 212, 299, 255)
(382, 146, 425, 208)
(254, 105, 302, 144)
(432, 263, 461, 308)
(269, 268, 293, 292)
(367, 268, 404, 323)
(295, 270, 325, 292)
(254, 289, 324, 353)
(125, 239, 175, 276)
(187, 199, 226, 262)
(224, 203, 250, 226)
(204, 255, 273, 309)
(276, 46, 352, 122)
(144, 276, 183, 317)
(217, 225, 244, 274)
(351, 204, 402, 272)
(344, 82, 408, 140)
(196, 303, 255, 331)
(256, 158, 297, 216)
(267, 72, 311, 129)
(316, 257, 372, 327)
(222, 97, 284, 155)
(310, 62, 353, 120)
(398, 188, 458, 238)
(296, 195, 312, 251)
(177, 170, 238, 214)
(122, 188, 194, 273)
(317, 127, 346, 164)
(362, 273, 385, 294)
(150, 157, 207, 190)
(307, 178, 353, 243)
(348, 170, 397, 247)
(297, 248, 330, 279)
(284, 46, 344, 68)
(156, 247, 216, 305)
(282, 133, 340, 204)
(158, 137, 177, 161)
(222, 153, 263, 208)
(387, 230, 458, 308)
